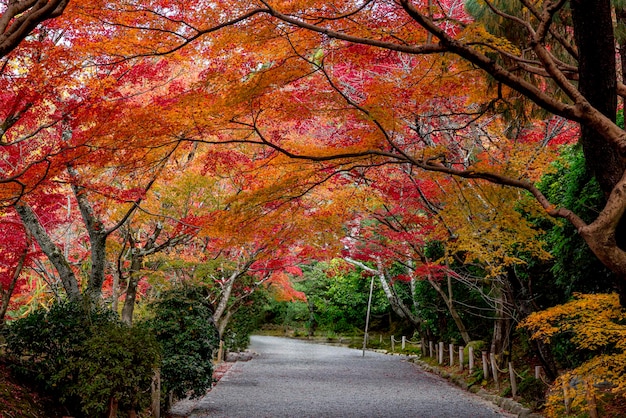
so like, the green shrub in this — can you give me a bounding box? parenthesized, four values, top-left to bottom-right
(3, 300, 117, 396)
(223, 298, 266, 352)
(70, 325, 160, 417)
(2, 300, 159, 417)
(141, 286, 219, 404)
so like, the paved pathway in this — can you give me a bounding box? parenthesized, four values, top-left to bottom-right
(172, 335, 515, 418)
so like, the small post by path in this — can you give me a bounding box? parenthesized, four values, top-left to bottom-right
(459, 346, 464, 371)
(449, 344, 454, 366)
(469, 346, 474, 373)
(482, 351, 489, 379)
(438, 342, 444, 364)
(151, 369, 160, 418)
(490, 353, 499, 390)
(217, 340, 224, 363)
(563, 380, 571, 414)
(509, 362, 517, 398)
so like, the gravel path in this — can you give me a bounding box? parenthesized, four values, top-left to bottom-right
(172, 335, 515, 418)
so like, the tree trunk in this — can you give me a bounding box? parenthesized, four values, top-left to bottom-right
(108, 397, 118, 418)
(571, 0, 620, 193)
(70, 170, 109, 303)
(490, 286, 506, 357)
(217, 308, 234, 338)
(121, 251, 142, 325)
(0, 245, 28, 323)
(213, 270, 241, 337)
(427, 276, 471, 345)
(344, 257, 423, 328)
(570, 0, 626, 303)
(15, 202, 81, 300)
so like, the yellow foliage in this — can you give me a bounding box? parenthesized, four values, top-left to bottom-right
(458, 23, 521, 56)
(438, 179, 550, 276)
(520, 293, 626, 417)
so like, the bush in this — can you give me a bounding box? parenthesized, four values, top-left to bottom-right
(142, 286, 219, 404)
(70, 325, 160, 417)
(2, 300, 159, 417)
(3, 300, 117, 396)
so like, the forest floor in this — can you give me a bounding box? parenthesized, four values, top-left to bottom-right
(0, 363, 60, 417)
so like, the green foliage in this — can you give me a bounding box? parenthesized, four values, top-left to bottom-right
(291, 261, 390, 334)
(2, 300, 158, 417)
(538, 145, 613, 297)
(142, 285, 219, 402)
(68, 325, 160, 417)
(517, 376, 546, 409)
(223, 294, 268, 352)
(3, 300, 117, 396)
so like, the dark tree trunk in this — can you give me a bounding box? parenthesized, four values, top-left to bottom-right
(571, 0, 620, 191)
(121, 251, 143, 325)
(571, 0, 626, 303)
(571, 0, 620, 190)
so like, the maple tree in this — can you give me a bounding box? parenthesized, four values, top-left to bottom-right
(137, 150, 355, 336)
(109, 0, 626, 305)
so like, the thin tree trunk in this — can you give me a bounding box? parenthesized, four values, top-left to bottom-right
(427, 275, 471, 345)
(344, 257, 423, 328)
(15, 202, 80, 300)
(121, 252, 142, 325)
(0, 244, 28, 323)
(217, 308, 235, 337)
(213, 270, 242, 337)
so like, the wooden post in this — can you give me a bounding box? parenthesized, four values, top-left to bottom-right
(449, 344, 454, 366)
(217, 340, 224, 363)
(438, 342, 444, 364)
(509, 362, 517, 398)
(402, 336, 406, 350)
(490, 353, 499, 390)
(429, 341, 434, 358)
(391, 335, 395, 352)
(421, 338, 426, 357)
(535, 365, 541, 379)
(482, 351, 489, 379)
(151, 368, 160, 418)
(469, 346, 474, 373)
(586, 379, 598, 418)
(459, 346, 464, 371)
(563, 380, 571, 414)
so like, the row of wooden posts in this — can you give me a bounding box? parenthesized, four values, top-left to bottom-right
(389, 336, 599, 417)
(389, 336, 544, 399)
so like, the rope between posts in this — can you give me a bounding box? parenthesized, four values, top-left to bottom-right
(539, 373, 552, 386)
(493, 360, 509, 374)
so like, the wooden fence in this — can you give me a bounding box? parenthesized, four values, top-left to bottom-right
(387, 336, 598, 416)
(388, 336, 545, 399)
